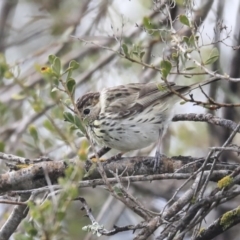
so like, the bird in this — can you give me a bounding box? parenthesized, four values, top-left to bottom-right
(76, 77, 220, 171)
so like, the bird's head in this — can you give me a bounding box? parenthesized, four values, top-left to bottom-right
(76, 92, 100, 125)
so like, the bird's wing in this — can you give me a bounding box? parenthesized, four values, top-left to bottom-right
(99, 82, 189, 119)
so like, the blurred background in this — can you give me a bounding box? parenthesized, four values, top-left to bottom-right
(1, 0, 240, 239)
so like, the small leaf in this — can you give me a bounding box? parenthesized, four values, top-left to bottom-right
(204, 48, 219, 65)
(66, 69, 73, 80)
(140, 51, 145, 60)
(185, 67, 196, 70)
(11, 93, 26, 100)
(16, 149, 25, 157)
(82, 226, 88, 232)
(56, 210, 66, 221)
(180, 101, 187, 105)
(113, 185, 123, 196)
(52, 57, 61, 76)
(183, 35, 195, 47)
(63, 111, 74, 124)
(43, 119, 55, 132)
(0, 141, 5, 152)
(28, 125, 39, 142)
(157, 84, 168, 92)
(77, 131, 84, 137)
(70, 125, 77, 131)
(184, 75, 191, 78)
(179, 15, 190, 27)
(69, 60, 80, 70)
(122, 43, 129, 56)
(48, 55, 56, 64)
(188, 35, 195, 46)
(66, 78, 76, 95)
(51, 87, 58, 92)
(183, 36, 189, 44)
(74, 115, 85, 133)
(160, 60, 172, 73)
(63, 98, 72, 105)
(160, 60, 172, 79)
(143, 17, 151, 29)
(4, 71, 13, 79)
(31, 101, 44, 112)
(172, 52, 179, 61)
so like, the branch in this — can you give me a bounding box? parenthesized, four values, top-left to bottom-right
(173, 35, 240, 82)
(173, 113, 239, 133)
(196, 206, 240, 240)
(0, 195, 29, 240)
(77, 197, 147, 236)
(0, 154, 237, 195)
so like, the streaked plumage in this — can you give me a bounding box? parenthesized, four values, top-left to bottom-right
(76, 82, 193, 151)
(76, 78, 220, 170)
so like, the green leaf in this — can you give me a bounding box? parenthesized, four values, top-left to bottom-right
(74, 115, 85, 133)
(16, 149, 25, 157)
(66, 78, 76, 95)
(77, 131, 84, 137)
(160, 60, 172, 73)
(172, 52, 179, 61)
(179, 15, 190, 27)
(4, 71, 13, 79)
(52, 57, 61, 76)
(185, 67, 196, 70)
(31, 101, 43, 113)
(140, 51, 145, 60)
(11, 93, 26, 100)
(28, 125, 39, 142)
(143, 17, 151, 29)
(39, 199, 52, 212)
(113, 185, 123, 196)
(69, 60, 80, 70)
(66, 69, 72, 80)
(63, 111, 74, 124)
(157, 84, 168, 92)
(183, 36, 189, 44)
(180, 101, 187, 105)
(188, 35, 195, 46)
(51, 87, 58, 92)
(62, 99, 72, 107)
(69, 125, 77, 131)
(122, 43, 129, 56)
(183, 35, 195, 47)
(0, 141, 5, 152)
(48, 55, 56, 64)
(160, 60, 172, 79)
(56, 210, 66, 221)
(23, 222, 38, 237)
(43, 119, 55, 132)
(204, 48, 219, 65)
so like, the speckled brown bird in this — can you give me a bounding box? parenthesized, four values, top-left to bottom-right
(76, 78, 219, 170)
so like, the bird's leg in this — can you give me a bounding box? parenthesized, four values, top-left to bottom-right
(89, 148, 123, 164)
(89, 147, 111, 161)
(153, 129, 163, 172)
(85, 147, 111, 172)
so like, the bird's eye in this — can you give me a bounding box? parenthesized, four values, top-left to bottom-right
(83, 108, 90, 115)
